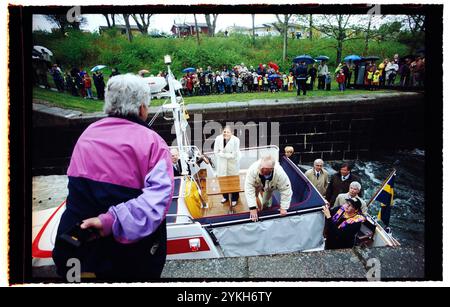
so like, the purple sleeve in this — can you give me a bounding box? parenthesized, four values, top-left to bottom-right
(105, 157, 174, 244)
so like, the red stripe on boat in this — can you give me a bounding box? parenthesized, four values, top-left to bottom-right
(167, 237, 210, 255)
(32, 201, 66, 258)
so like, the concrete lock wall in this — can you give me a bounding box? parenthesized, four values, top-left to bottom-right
(32, 92, 424, 175)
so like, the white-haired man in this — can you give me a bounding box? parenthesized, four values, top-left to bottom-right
(304, 158, 329, 197)
(244, 155, 293, 222)
(53, 74, 174, 281)
(170, 147, 183, 176)
(333, 181, 367, 214)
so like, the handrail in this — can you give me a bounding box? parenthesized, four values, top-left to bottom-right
(203, 206, 323, 228)
(203, 145, 280, 157)
(166, 214, 196, 225)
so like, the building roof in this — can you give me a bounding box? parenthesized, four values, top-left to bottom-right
(173, 22, 209, 28)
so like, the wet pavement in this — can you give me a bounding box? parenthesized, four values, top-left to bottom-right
(33, 175, 68, 211)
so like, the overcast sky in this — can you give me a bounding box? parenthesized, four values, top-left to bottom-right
(33, 14, 281, 33)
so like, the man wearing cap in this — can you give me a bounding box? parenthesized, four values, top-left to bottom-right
(244, 155, 293, 222)
(333, 181, 367, 215)
(322, 197, 365, 249)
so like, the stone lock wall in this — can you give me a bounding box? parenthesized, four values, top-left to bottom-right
(33, 92, 424, 174)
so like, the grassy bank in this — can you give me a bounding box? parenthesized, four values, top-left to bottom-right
(33, 85, 391, 113)
(34, 30, 411, 79)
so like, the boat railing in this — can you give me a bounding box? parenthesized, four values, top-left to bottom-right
(204, 145, 280, 173)
(203, 206, 323, 228)
(166, 214, 196, 226)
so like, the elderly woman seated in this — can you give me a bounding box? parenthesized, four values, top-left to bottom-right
(322, 197, 366, 249)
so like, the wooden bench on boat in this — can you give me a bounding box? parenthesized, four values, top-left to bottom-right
(205, 173, 247, 214)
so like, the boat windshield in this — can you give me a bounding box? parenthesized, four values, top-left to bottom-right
(204, 145, 280, 174)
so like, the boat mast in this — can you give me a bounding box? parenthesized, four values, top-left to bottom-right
(163, 55, 189, 176)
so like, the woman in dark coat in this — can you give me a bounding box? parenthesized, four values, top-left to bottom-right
(322, 197, 365, 249)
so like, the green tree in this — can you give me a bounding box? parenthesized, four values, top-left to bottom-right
(122, 14, 133, 42)
(194, 14, 201, 46)
(273, 14, 294, 63)
(205, 14, 219, 37)
(44, 14, 87, 34)
(102, 14, 117, 28)
(377, 21, 402, 42)
(312, 15, 362, 64)
(398, 15, 425, 53)
(131, 14, 153, 35)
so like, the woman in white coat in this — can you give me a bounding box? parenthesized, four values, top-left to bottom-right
(214, 125, 241, 206)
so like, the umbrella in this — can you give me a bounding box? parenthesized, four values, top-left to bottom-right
(344, 55, 361, 62)
(268, 62, 279, 71)
(138, 69, 150, 76)
(315, 55, 329, 61)
(182, 67, 196, 73)
(33, 45, 53, 56)
(268, 74, 280, 80)
(416, 48, 425, 54)
(361, 56, 380, 62)
(144, 77, 167, 93)
(91, 65, 107, 72)
(293, 55, 315, 64)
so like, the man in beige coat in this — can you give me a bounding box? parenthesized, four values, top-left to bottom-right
(333, 181, 367, 215)
(304, 159, 329, 198)
(245, 155, 293, 222)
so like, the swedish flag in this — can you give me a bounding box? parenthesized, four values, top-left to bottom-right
(376, 172, 395, 227)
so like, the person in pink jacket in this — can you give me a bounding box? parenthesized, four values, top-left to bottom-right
(53, 74, 174, 281)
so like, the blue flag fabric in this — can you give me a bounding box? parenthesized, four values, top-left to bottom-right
(376, 173, 395, 227)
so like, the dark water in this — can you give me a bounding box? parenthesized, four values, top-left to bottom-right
(301, 149, 425, 247)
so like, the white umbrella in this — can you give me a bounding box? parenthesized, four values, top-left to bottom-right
(33, 45, 53, 56)
(91, 65, 107, 72)
(144, 77, 167, 93)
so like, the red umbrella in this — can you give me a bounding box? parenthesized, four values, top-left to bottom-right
(268, 62, 279, 71)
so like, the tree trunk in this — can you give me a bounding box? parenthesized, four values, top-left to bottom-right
(205, 14, 213, 37)
(252, 14, 256, 47)
(194, 14, 200, 45)
(336, 38, 343, 65)
(336, 15, 343, 65)
(276, 14, 292, 64)
(123, 14, 133, 42)
(131, 14, 152, 35)
(364, 15, 373, 56)
(111, 14, 116, 27)
(103, 14, 111, 28)
(283, 17, 288, 63)
(309, 14, 313, 40)
(212, 14, 218, 37)
(205, 14, 218, 37)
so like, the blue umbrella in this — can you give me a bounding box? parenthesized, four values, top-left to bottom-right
(268, 74, 280, 80)
(361, 56, 380, 62)
(182, 67, 196, 73)
(91, 65, 107, 72)
(315, 55, 329, 61)
(344, 55, 361, 62)
(293, 55, 315, 64)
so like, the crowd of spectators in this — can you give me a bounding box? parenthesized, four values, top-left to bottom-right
(34, 54, 425, 100)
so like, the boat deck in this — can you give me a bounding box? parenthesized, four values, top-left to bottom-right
(196, 169, 251, 217)
(202, 193, 250, 216)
